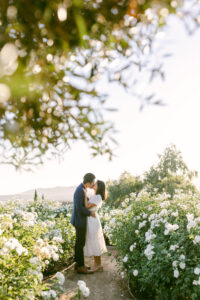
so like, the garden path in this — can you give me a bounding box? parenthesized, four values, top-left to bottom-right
(59, 246, 134, 300)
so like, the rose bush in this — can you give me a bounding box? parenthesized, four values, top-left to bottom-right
(103, 190, 200, 300)
(0, 197, 75, 299)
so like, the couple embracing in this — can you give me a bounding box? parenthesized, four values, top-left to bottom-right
(70, 173, 107, 274)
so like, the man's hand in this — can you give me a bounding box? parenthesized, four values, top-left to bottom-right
(91, 211, 96, 218)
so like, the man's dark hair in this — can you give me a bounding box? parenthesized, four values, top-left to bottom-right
(83, 173, 95, 184)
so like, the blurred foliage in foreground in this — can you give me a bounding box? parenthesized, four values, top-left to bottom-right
(0, 0, 200, 168)
(106, 144, 198, 208)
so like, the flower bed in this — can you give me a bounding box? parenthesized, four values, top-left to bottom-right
(103, 190, 200, 300)
(0, 198, 75, 299)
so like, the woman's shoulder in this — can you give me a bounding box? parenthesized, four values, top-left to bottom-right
(94, 194, 102, 200)
(90, 194, 102, 203)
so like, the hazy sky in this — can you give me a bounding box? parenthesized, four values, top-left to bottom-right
(1, 17, 200, 195)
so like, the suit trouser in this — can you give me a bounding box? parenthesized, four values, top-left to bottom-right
(75, 226, 86, 267)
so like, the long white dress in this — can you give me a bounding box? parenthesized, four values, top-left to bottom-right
(84, 194, 107, 257)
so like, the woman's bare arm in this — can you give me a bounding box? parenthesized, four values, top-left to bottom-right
(84, 190, 96, 209)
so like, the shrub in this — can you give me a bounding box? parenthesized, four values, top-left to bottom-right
(0, 198, 75, 299)
(104, 190, 200, 300)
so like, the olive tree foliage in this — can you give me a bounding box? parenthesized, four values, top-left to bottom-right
(106, 145, 198, 208)
(106, 171, 144, 208)
(143, 144, 198, 197)
(0, 1, 200, 169)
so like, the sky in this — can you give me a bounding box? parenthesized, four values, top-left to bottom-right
(1, 17, 200, 195)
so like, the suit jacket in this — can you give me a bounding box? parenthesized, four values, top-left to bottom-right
(70, 183, 91, 228)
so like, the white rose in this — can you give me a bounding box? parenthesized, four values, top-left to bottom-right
(186, 213, 194, 221)
(82, 287, 90, 297)
(180, 254, 185, 260)
(172, 261, 178, 268)
(77, 280, 86, 289)
(187, 221, 197, 231)
(52, 253, 59, 261)
(194, 267, 200, 275)
(193, 235, 200, 244)
(49, 289, 57, 298)
(179, 262, 185, 269)
(173, 224, 179, 231)
(16, 246, 24, 256)
(41, 291, 49, 297)
(41, 246, 50, 258)
(29, 257, 39, 265)
(123, 255, 128, 263)
(160, 209, 168, 217)
(133, 269, 138, 276)
(193, 280, 199, 285)
(171, 211, 178, 217)
(139, 221, 146, 229)
(174, 269, 179, 278)
(160, 201, 170, 208)
(170, 245, 179, 251)
(55, 272, 65, 285)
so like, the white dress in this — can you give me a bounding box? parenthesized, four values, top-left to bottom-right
(84, 194, 107, 256)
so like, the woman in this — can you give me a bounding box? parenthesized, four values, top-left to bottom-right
(83, 180, 107, 271)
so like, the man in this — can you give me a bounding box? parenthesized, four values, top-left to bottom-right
(70, 173, 96, 274)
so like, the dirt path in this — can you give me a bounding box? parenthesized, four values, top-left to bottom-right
(61, 246, 133, 300)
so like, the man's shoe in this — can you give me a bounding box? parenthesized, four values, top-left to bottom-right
(76, 266, 94, 274)
(85, 264, 91, 270)
(74, 263, 91, 270)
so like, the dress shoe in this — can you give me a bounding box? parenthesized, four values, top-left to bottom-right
(74, 262, 90, 270)
(85, 264, 91, 269)
(76, 266, 94, 274)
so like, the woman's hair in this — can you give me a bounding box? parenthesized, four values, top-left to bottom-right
(96, 180, 106, 200)
(83, 173, 95, 184)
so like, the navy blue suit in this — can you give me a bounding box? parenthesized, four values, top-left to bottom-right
(71, 183, 91, 228)
(70, 183, 91, 267)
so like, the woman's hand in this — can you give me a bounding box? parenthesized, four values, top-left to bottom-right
(91, 211, 96, 218)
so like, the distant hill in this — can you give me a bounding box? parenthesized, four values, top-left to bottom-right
(0, 186, 76, 203)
